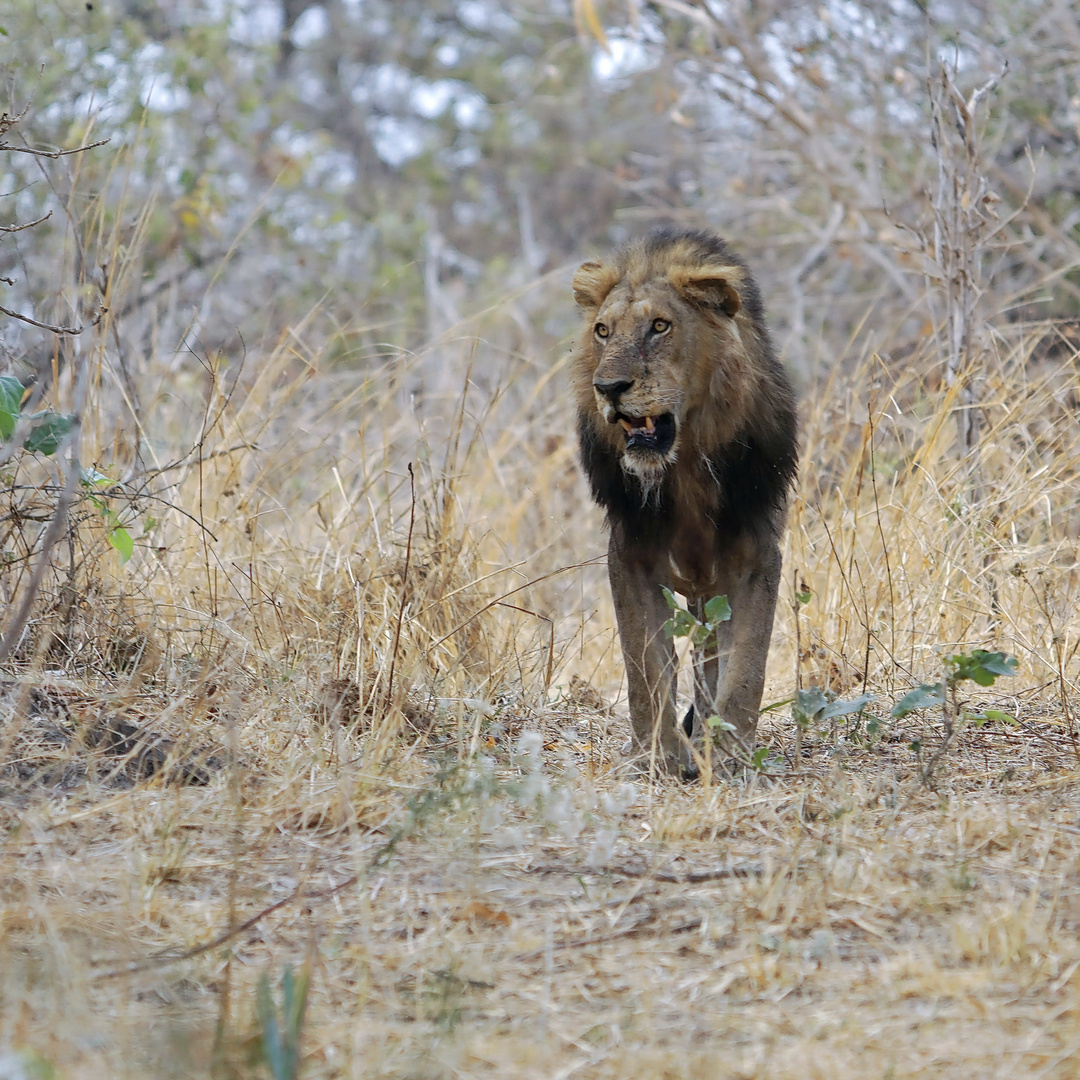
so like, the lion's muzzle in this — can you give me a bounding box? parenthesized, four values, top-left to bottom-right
(617, 411, 676, 456)
(592, 378, 678, 459)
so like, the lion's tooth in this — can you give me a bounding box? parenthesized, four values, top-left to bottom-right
(619, 418, 634, 433)
(645, 416, 656, 433)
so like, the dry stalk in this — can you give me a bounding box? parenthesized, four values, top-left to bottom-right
(925, 61, 1007, 468)
(381, 461, 417, 731)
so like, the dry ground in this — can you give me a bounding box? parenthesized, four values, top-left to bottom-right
(4, 711, 1080, 1079)
(3, 293, 1080, 1078)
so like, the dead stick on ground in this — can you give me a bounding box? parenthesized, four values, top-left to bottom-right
(94, 874, 360, 981)
(515, 916, 704, 962)
(94, 765, 459, 980)
(526, 862, 764, 883)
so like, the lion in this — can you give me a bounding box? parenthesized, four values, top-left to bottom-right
(571, 227, 797, 775)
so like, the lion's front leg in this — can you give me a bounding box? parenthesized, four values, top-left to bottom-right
(607, 533, 682, 773)
(695, 531, 783, 760)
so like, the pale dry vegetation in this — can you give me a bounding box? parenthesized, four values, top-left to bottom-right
(3, 272, 1080, 1079)
(4, 2, 1080, 1078)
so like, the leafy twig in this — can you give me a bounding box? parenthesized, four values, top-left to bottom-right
(891, 650, 1018, 787)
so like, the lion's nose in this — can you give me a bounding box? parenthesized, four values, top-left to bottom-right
(594, 378, 633, 403)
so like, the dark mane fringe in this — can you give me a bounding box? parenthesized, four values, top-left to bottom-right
(579, 413, 797, 548)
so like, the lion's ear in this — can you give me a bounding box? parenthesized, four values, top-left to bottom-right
(669, 264, 744, 317)
(572, 260, 618, 310)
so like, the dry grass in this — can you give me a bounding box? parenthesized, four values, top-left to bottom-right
(3, 274, 1080, 1079)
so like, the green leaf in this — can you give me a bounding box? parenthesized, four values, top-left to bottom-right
(793, 686, 828, 726)
(81, 467, 112, 487)
(0, 375, 23, 440)
(982, 709, 1018, 726)
(969, 650, 1018, 676)
(24, 412, 74, 456)
(661, 589, 730, 642)
(703, 594, 732, 625)
(819, 693, 874, 721)
(795, 588, 813, 605)
(948, 650, 1018, 687)
(256, 974, 285, 1079)
(751, 746, 770, 771)
(662, 607, 699, 639)
(284, 964, 310, 1056)
(760, 696, 794, 715)
(705, 715, 735, 731)
(108, 526, 134, 563)
(891, 682, 945, 718)
(256, 966, 309, 1080)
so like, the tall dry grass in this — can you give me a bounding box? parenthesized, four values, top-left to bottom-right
(3, 230, 1080, 1077)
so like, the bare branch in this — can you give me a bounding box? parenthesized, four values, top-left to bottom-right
(967, 63, 1008, 118)
(0, 137, 110, 159)
(0, 210, 52, 233)
(0, 304, 82, 335)
(0, 104, 31, 138)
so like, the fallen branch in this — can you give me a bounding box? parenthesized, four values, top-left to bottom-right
(514, 913, 704, 962)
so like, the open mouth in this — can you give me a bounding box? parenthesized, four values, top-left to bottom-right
(616, 411, 676, 455)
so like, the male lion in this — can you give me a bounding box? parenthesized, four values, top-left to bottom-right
(571, 227, 797, 775)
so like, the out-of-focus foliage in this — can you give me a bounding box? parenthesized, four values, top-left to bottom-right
(0, 0, 690, 369)
(3, 0, 1080, 403)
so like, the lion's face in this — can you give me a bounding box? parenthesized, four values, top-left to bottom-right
(572, 253, 746, 485)
(585, 283, 689, 477)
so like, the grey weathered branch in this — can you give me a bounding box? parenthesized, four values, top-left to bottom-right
(0, 303, 82, 335)
(0, 210, 51, 233)
(0, 137, 110, 158)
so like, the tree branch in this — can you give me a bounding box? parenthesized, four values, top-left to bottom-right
(0, 304, 81, 335)
(0, 138, 110, 158)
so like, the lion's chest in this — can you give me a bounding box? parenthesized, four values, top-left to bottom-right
(663, 515, 720, 599)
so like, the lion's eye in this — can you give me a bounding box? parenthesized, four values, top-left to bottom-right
(595, 323, 609, 339)
(651, 318, 671, 335)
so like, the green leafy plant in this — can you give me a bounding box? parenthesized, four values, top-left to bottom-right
(80, 469, 136, 563)
(793, 686, 875, 729)
(255, 964, 311, 1080)
(792, 686, 875, 765)
(661, 587, 730, 645)
(662, 589, 769, 771)
(0, 375, 136, 560)
(0, 375, 74, 457)
(891, 650, 1018, 719)
(700, 714, 779, 773)
(890, 650, 1019, 784)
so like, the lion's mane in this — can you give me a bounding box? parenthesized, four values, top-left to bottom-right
(571, 227, 797, 551)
